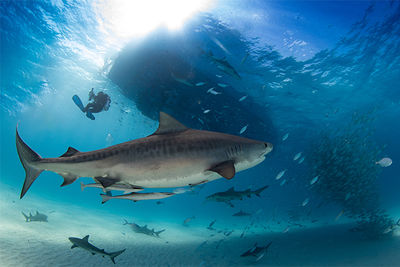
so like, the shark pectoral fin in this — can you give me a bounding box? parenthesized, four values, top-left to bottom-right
(95, 177, 120, 188)
(71, 244, 78, 249)
(59, 173, 78, 187)
(60, 147, 80, 157)
(208, 160, 235, 179)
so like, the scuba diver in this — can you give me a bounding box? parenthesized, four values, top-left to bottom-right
(72, 88, 111, 120)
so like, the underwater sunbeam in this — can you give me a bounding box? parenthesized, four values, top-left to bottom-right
(96, 0, 212, 38)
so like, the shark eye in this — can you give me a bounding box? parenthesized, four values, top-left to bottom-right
(264, 143, 269, 148)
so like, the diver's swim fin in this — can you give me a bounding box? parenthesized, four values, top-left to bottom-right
(72, 95, 85, 112)
(86, 111, 95, 120)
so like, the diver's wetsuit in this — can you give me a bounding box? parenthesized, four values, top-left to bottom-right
(83, 89, 111, 113)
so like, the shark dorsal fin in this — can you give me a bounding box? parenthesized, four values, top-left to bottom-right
(227, 186, 234, 192)
(83, 235, 89, 242)
(61, 147, 80, 157)
(153, 112, 188, 135)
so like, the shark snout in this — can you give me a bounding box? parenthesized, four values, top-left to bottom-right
(263, 142, 273, 155)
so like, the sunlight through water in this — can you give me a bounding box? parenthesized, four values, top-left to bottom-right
(94, 0, 213, 38)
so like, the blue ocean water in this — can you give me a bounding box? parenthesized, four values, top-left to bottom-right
(1, 0, 400, 266)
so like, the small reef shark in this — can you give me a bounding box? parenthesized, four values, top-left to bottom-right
(207, 219, 217, 230)
(206, 185, 269, 207)
(232, 210, 251, 217)
(22, 211, 48, 222)
(205, 50, 241, 79)
(241, 241, 272, 262)
(123, 219, 165, 238)
(68, 235, 125, 264)
(16, 112, 272, 199)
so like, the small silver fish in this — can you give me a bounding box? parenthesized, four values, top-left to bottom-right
(282, 133, 289, 141)
(293, 152, 302, 161)
(280, 179, 286, 186)
(207, 87, 221, 95)
(217, 83, 228, 88)
(345, 192, 351, 201)
(203, 109, 211, 114)
(310, 176, 319, 185)
(301, 198, 309, 207)
(298, 157, 305, 164)
(282, 226, 290, 233)
(335, 210, 344, 221)
(275, 170, 286, 180)
(239, 95, 248, 102)
(196, 82, 206, 86)
(376, 157, 392, 167)
(216, 74, 223, 78)
(239, 125, 248, 134)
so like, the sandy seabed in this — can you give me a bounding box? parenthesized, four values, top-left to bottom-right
(1, 185, 400, 267)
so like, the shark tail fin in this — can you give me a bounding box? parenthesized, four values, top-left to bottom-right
(109, 249, 125, 264)
(255, 185, 269, 197)
(155, 229, 165, 237)
(122, 219, 128, 225)
(100, 194, 112, 204)
(21, 211, 29, 222)
(16, 127, 43, 199)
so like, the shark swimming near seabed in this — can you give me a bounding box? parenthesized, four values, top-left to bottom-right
(206, 185, 269, 207)
(241, 241, 272, 262)
(68, 235, 125, 264)
(123, 219, 165, 238)
(207, 219, 217, 231)
(21, 211, 48, 222)
(232, 210, 252, 217)
(16, 112, 273, 199)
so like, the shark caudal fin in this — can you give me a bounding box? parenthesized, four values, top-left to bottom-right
(155, 229, 165, 237)
(100, 194, 111, 204)
(21, 211, 29, 222)
(108, 249, 125, 264)
(16, 127, 43, 199)
(255, 185, 269, 197)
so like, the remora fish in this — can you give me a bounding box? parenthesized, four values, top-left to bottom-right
(100, 192, 175, 204)
(206, 185, 269, 207)
(22, 211, 48, 222)
(123, 219, 165, 238)
(69, 235, 125, 264)
(80, 182, 144, 194)
(17, 112, 273, 199)
(240, 241, 272, 262)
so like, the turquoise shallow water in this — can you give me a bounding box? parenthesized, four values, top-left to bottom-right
(1, 1, 400, 266)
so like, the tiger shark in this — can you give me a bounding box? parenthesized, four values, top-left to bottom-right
(16, 112, 273, 199)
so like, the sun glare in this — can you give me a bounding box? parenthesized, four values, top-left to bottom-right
(96, 0, 212, 38)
